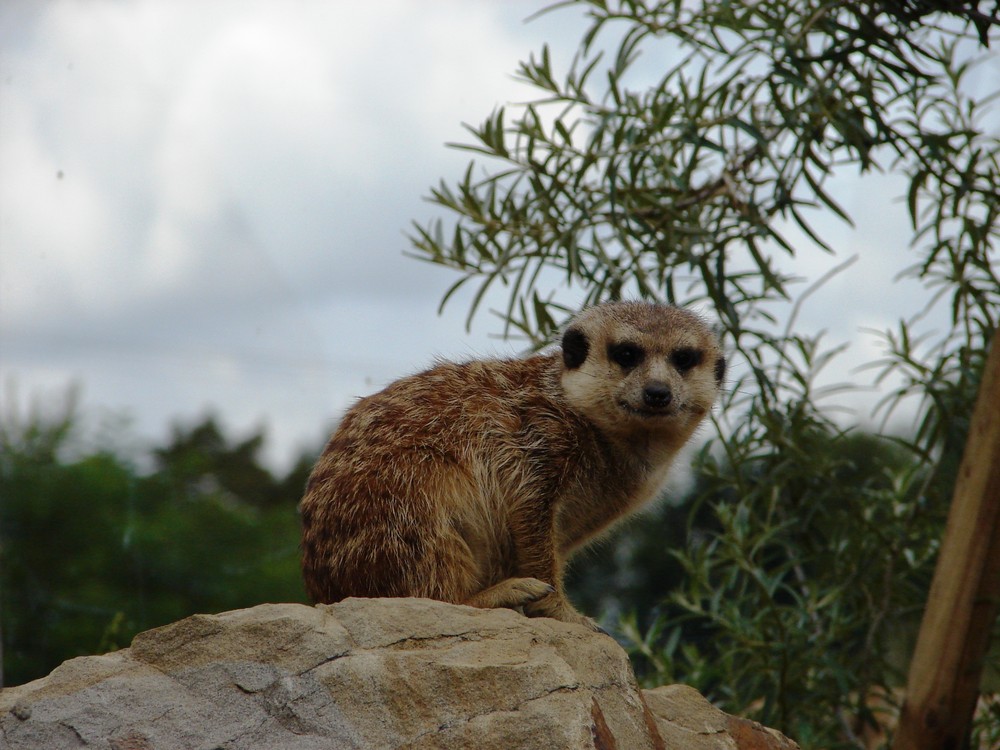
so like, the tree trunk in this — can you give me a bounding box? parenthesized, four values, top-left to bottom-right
(892, 328, 1000, 750)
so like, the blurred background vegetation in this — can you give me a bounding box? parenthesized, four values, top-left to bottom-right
(0, 394, 311, 688)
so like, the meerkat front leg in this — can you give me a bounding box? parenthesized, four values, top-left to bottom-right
(523, 585, 602, 631)
(464, 577, 554, 610)
(461, 500, 581, 621)
(506, 500, 603, 632)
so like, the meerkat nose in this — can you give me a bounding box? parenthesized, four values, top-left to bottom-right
(643, 382, 672, 408)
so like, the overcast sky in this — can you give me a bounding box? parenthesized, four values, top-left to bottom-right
(2, 1, 997, 472)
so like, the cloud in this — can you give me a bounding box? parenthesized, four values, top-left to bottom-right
(6, 4, 538, 316)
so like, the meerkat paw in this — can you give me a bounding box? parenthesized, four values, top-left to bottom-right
(465, 577, 555, 610)
(523, 593, 606, 633)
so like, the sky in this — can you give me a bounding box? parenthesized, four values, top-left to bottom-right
(1, 1, 997, 472)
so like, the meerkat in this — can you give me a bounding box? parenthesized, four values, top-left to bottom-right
(299, 301, 725, 630)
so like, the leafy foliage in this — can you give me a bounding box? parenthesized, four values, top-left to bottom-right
(0, 397, 310, 687)
(410, 1, 999, 746)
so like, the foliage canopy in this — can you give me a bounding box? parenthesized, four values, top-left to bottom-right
(0, 397, 311, 688)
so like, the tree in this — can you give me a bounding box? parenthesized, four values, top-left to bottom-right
(410, 1, 999, 747)
(0, 404, 311, 687)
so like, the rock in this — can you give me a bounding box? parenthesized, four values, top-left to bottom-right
(644, 684, 800, 750)
(0, 598, 798, 749)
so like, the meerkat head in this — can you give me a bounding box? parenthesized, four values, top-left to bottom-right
(559, 302, 726, 442)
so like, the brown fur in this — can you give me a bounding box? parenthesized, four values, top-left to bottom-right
(299, 302, 725, 629)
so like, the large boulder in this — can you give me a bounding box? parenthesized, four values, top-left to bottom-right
(0, 598, 797, 749)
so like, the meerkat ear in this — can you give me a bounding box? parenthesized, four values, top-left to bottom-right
(562, 327, 590, 369)
(714, 355, 727, 384)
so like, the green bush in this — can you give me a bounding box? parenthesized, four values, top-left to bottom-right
(0, 399, 309, 687)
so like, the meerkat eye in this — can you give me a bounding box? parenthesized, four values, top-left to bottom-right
(671, 347, 703, 372)
(562, 327, 590, 370)
(608, 342, 644, 369)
